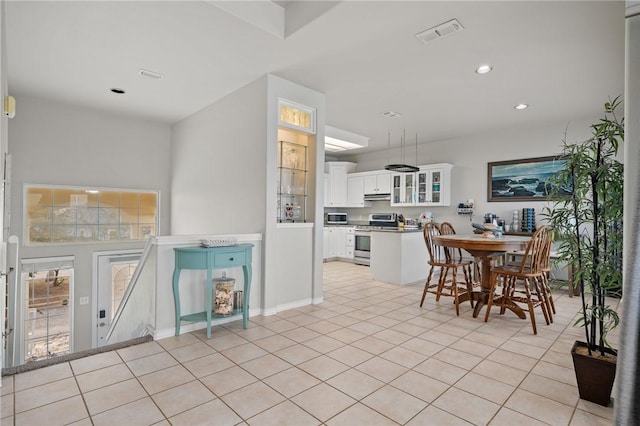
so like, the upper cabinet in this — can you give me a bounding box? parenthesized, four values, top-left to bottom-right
(347, 175, 370, 208)
(391, 163, 453, 207)
(278, 98, 316, 134)
(363, 171, 391, 195)
(416, 164, 452, 206)
(391, 173, 416, 206)
(325, 162, 357, 207)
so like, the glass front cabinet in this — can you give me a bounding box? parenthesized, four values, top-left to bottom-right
(391, 173, 415, 206)
(391, 163, 452, 207)
(277, 140, 307, 222)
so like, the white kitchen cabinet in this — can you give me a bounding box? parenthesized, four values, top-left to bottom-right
(324, 173, 330, 208)
(390, 172, 416, 206)
(324, 227, 339, 259)
(390, 163, 452, 207)
(416, 164, 452, 206)
(364, 172, 391, 194)
(323, 227, 330, 259)
(334, 227, 347, 258)
(325, 162, 357, 207)
(345, 227, 355, 259)
(323, 226, 355, 260)
(347, 175, 370, 207)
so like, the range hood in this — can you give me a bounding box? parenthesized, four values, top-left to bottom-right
(364, 193, 391, 201)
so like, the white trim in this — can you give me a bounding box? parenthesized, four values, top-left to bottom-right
(21, 255, 75, 266)
(91, 249, 144, 348)
(276, 223, 314, 229)
(312, 296, 324, 305)
(275, 298, 313, 312)
(153, 233, 263, 246)
(261, 307, 278, 316)
(154, 307, 263, 339)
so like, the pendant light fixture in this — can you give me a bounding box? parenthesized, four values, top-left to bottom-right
(385, 129, 419, 173)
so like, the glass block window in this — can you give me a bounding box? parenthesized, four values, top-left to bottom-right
(25, 185, 158, 244)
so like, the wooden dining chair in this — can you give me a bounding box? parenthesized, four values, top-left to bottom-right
(439, 222, 482, 282)
(420, 222, 475, 315)
(539, 229, 556, 315)
(485, 225, 552, 334)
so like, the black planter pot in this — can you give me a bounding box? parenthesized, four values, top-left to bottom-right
(571, 340, 617, 406)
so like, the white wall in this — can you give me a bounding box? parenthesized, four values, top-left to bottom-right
(8, 95, 171, 352)
(170, 77, 268, 235)
(340, 117, 601, 232)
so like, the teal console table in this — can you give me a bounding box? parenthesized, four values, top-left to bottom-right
(172, 244, 253, 338)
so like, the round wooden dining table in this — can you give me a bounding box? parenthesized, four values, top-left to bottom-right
(432, 234, 531, 318)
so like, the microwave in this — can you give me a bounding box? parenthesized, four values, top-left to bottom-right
(326, 212, 348, 224)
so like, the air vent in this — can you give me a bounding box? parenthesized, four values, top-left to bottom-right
(382, 111, 403, 119)
(415, 18, 464, 44)
(138, 69, 164, 79)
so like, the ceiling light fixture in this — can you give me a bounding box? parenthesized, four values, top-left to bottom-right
(110, 88, 125, 94)
(514, 103, 529, 110)
(138, 69, 164, 79)
(385, 129, 419, 173)
(476, 64, 493, 74)
(324, 126, 369, 152)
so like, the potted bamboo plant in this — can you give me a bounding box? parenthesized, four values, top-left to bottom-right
(543, 96, 623, 407)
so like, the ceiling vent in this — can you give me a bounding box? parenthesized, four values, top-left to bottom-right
(415, 18, 464, 44)
(382, 111, 403, 119)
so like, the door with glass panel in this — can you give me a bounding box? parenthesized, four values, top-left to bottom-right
(95, 251, 141, 347)
(21, 258, 74, 364)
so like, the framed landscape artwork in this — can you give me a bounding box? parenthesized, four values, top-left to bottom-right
(487, 156, 569, 202)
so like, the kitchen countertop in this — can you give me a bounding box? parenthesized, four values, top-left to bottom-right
(369, 227, 422, 233)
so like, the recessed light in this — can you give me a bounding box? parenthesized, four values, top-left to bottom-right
(514, 103, 529, 110)
(110, 88, 126, 94)
(476, 64, 492, 74)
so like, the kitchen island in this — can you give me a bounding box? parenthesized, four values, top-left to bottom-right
(370, 228, 429, 285)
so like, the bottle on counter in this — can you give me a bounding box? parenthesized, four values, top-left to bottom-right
(511, 210, 520, 232)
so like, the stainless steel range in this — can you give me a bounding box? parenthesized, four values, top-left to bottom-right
(353, 213, 400, 266)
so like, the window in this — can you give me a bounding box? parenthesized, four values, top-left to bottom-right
(111, 260, 138, 316)
(22, 257, 74, 363)
(25, 185, 158, 244)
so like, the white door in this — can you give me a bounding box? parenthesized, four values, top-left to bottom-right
(94, 251, 142, 347)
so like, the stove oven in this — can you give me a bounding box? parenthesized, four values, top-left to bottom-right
(353, 213, 400, 266)
(354, 228, 371, 266)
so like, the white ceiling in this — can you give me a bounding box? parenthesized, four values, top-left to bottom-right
(5, 1, 626, 156)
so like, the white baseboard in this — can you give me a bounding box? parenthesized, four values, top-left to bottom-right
(153, 308, 262, 339)
(155, 298, 321, 338)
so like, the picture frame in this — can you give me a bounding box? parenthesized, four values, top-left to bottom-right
(487, 155, 568, 202)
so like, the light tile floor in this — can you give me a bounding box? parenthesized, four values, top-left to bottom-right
(1, 261, 619, 425)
